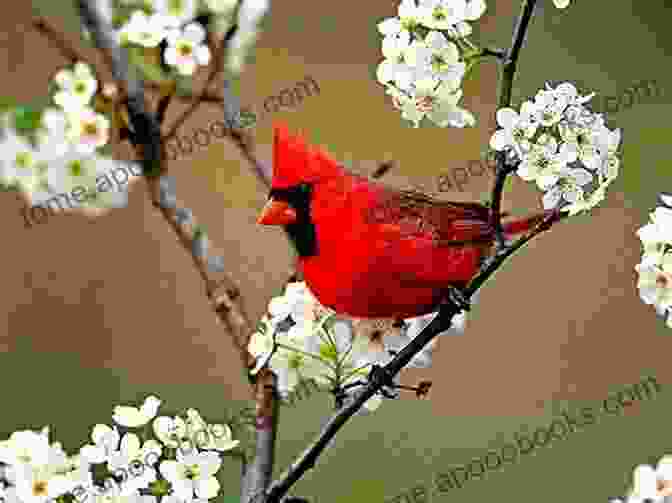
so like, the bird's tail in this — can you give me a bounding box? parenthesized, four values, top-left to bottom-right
(501, 209, 556, 237)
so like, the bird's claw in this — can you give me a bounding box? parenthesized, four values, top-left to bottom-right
(447, 286, 471, 312)
(368, 364, 395, 389)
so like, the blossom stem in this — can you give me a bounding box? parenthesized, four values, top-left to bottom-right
(480, 47, 506, 59)
(275, 344, 331, 366)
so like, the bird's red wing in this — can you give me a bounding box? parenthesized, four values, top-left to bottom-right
(365, 185, 495, 245)
(356, 185, 494, 286)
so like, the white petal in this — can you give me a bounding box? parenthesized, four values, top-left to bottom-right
(632, 465, 658, 499)
(570, 168, 594, 185)
(91, 424, 114, 445)
(542, 187, 563, 209)
(120, 433, 141, 458)
(489, 130, 513, 151)
(140, 396, 162, 419)
(195, 45, 211, 65)
(377, 17, 402, 36)
(158, 460, 180, 482)
(183, 23, 206, 43)
(80, 445, 107, 464)
(194, 477, 220, 499)
(496, 108, 519, 129)
(465, 0, 486, 20)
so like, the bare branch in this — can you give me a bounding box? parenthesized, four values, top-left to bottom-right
(163, 32, 232, 142)
(71, 7, 281, 503)
(489, 0, 539, 249)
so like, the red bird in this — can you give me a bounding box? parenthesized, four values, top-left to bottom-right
(257, 124, 552, 320)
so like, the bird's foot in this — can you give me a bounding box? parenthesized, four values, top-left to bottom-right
(445, 286, 471, 312)
(368, 364, 396, 390)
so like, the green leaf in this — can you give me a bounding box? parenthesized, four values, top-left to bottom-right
(13, 106, 43, 134)
(127, 47, 171, 84)
(503, 176, 514, 193)
(0, 96, 18, 114)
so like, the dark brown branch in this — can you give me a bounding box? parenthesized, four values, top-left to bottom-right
(163, 32, 231, 142)
(33, 18, 82, 64)
(489, 0, 539, 249)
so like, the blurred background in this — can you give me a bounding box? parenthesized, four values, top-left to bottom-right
(1, 0, 671, 501)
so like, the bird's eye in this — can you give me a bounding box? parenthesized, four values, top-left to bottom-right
(299, 184, 309, 192)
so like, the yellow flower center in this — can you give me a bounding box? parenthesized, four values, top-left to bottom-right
(178, 44, 193, 56)
(15, 152, 31, 169)
(400, 19, 418, 31)
(431, 55, 447, 72)
(84, 122, 99, 136)
(33, 481, 48, 496)
(432, 7, 447, 20)
(184, 464, 200, 480)
(75, 81, 87, 94)
(69, 160, 84, 177)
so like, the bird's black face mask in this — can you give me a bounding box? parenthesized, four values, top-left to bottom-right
(268, 184, 318, 257)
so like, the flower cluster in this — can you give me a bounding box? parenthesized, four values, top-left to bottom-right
(247, 281, 471, 414)
(0, 62, 140, 215)
(634, 194, 672, 329)
(375, 0, 487, 128)
(610, 455, 672, 503)
(92, 0, 269, 76)
(0, 396, 241, 503)
(490, 82, 622, 216)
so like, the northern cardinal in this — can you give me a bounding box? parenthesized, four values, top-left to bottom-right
(257, 124, 554, 320)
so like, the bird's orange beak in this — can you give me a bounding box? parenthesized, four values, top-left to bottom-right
(257, 198, 298, 225)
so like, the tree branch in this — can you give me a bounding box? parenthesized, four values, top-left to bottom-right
(72, 6, 281, 503)
(489, 0, 539, 249)
(162, 31, 231, 143)
(32, 18, 83, 65)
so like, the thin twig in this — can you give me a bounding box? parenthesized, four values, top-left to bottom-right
(489, 0, 539, 249)
(163, 31, 232, 142)
(372, 161, 395, 180)
(480, 47, 506, 59)
(32, 18, 82, 64)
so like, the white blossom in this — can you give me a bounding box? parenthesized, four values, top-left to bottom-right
(119, 11, 176, 48)
(489, 102, 540, 157)
(164, 23, 211, 76)
(398, 78, 474, 128)
(65, 107, 110, 154)
(112, 396, 162, 428)
(411, 31, 466, 85)
(52, 63, 97, 112)
(152, 0, 198, 25)
(159, 451, 221, 501)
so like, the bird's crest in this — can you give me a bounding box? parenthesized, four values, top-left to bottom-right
(272, 123, 345, 190)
